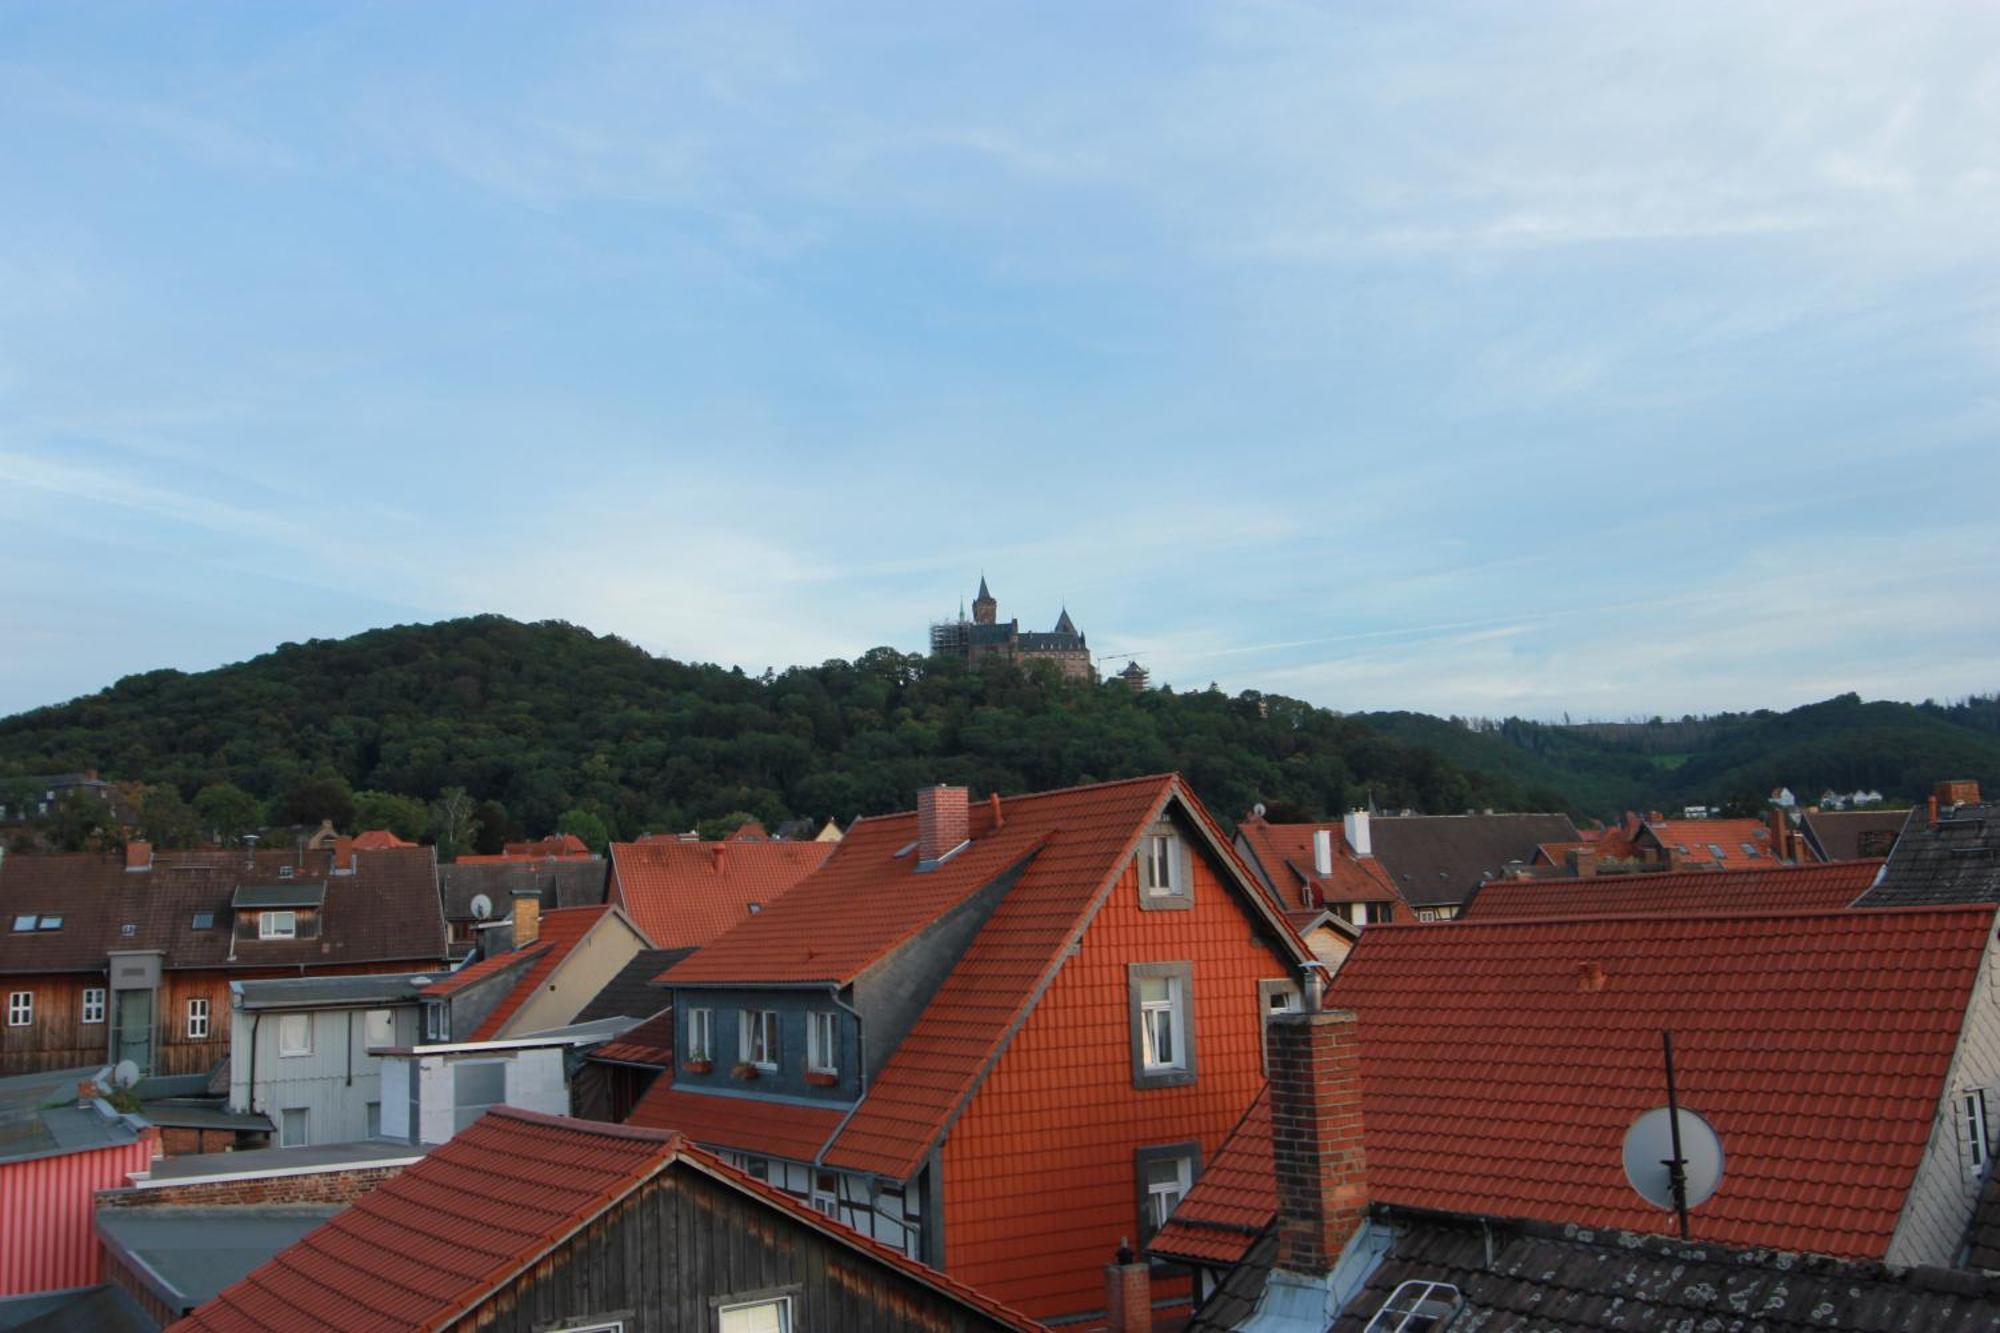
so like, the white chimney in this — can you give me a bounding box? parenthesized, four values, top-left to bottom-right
(1312, 828, 1334, 877)
(1343, 810, 1372, 858)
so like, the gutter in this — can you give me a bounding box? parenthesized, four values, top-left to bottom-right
(815, 984, 870, 1170)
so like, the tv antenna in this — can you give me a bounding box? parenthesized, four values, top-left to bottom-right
(1621, 1031, 1723, 1239)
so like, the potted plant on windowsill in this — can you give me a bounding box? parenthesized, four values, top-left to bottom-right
(731, 1061, 760, 1081)
(684, 1054, 713, 1074)
(804, 1069, 838, 1088)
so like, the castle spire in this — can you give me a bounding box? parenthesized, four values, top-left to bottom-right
(972, 574, 998, 627)
(1054, 606, 1077, 635)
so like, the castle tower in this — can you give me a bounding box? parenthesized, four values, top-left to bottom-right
(972, 575, 998, 626)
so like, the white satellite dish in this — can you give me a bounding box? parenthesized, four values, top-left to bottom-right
(470, 893, 494, 920)
(1252, 802, 1267, 818)
(113, 1059, 141, 1090)
(1623, 1105, 1724, 1213)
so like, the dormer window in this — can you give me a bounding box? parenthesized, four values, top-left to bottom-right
(259, 910, 297, 940)
(1136, 821, 1192, 910)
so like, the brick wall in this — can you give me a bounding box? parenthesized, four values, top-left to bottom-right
(98, 1163, 404, 1210)
(1268, 1007, 1367, 1276)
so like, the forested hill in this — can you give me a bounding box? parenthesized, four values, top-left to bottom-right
(0, 616, 1551, 845)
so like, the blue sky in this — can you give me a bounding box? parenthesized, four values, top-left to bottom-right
(3, 2, 1996, 721)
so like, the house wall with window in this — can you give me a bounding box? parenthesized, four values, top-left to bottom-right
(673, 990, 861, 1101)
(1888, 929, 2000, 1266)
(0, 972, 106, 1073)
(228, 1002, 423, 1147)
(377, 1043, 569, 1145)
(937, 819, 1300, 1320)
(448, 1155, 1023, 1333)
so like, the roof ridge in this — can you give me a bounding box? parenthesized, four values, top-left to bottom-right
(485, 1104, 682, 1143)
(1367, 902, 1997, 930)
(844, 772, 1179, 825)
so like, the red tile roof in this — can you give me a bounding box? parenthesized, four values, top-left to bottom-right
(419, 943, 548, 999)
(351, 830, 416, 850)
(1150, 1088, 1276, 1267)
(1236, 817, 1407, 911)
(589, 1008, 676, 1067)
(608, 839, 833, 951)
(171, 1107, 1040, 1333)
(1618, 817, 1806, 869)
(1331, 907, 1996, 1258)
(466, 906, 614, 1041)
(0, 846, 446, 974)
(624, 1085, 850, 1161)
(1463, 859, 1883, 921)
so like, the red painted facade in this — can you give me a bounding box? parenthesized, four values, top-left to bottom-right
(941, 847, 1297, 1319)
(0, 1131, 157, 1296)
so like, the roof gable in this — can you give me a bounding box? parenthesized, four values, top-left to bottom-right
(607, 839, 832, 951)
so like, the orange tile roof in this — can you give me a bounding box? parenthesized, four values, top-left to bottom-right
(1464, 859, 1883, 921)
(1328, 907, 1996, 1259)
(609, 839, 833, 951)
(1149, 1088, 1275, 1267)
(420, 943, 549, 998)
(589, 1008, 676, 1067)
(1236, 817, 1406, 910)
(624, 1085, 849, 1161)
(467, 905, 616, 1040)
(1629, 817, 1804, 868)
(171, 1107, 1041, 1333)
(350, 829, 416, 850)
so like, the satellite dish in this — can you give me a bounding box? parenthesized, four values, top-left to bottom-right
(470, 893, 493, 920)
(1252, 803, 1267, 818)
(1623, 1106, 1724, 1212)
(113, 1059, 141, 1090)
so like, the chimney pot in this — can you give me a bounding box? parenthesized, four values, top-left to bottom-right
(916, 786, 970, 868)
(1343, 810, 1372, 859)
(988, 790, 1005, 830)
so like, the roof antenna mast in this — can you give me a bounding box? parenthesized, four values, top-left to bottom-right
(1662, 1030, 1691, 1240)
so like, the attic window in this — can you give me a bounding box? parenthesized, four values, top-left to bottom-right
(1364, 1279, 1463, 1333)
(10, 915, 35, 933)
(1707, 843, 1726, 859)
(37, 915, 61, 931)
(121, 923, 138, 937)
(191, 911, 215, 930)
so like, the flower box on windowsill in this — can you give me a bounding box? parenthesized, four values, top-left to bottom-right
(731, 1062, 761, 1081)
(804, 1070, 838, 1088)
(684, 1058, 713, 1074)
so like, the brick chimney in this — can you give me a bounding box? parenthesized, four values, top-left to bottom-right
(332, 836, 355, 874)
(1568, 847, 1598, 878)
(916, 786, 970, 869)
(1936, 779, 1983, 808)
(1268, 1006, 1368, 1275)
(511, 890, 541, 949)
(1103, 1244, 1150, 1333)
(1767, 806, 1792, 862)
(125, 840, 153, 873)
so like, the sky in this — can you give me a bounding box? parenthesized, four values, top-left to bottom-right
(3, 2, 1997, 722)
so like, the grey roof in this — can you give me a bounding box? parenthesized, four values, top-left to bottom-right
(1856, 803, 2000, 908)
(1366, 812, 1580, 908)
(230, 881, 326, 909)
(1800, 807, 1908, 862)
(233, 970, 441, 1010)
(437, 860, 607, 921)
(1016, 630, 1084, 651)
(1970, 1169, 2000, 1273)
(0, 1285, 154, 1333)
(98, 1205, 340, 1312)
(133, 1101, 271, 1133)
(1193, 1212, 2000, 1332)
(139, 1136, 429, 1185)
(573, 947, 691, 1023)
(0, 1101, 146, 1166)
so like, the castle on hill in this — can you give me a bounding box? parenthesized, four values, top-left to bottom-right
(928, 576, 1095, 681)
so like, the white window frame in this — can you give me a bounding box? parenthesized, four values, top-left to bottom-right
(740, 1009, 779, 1070)
(186, 997, 210, 1040)
(6, 991, 31, 1027)
(807, 1010, 838, 1075)
(1141, 832, 1178, 897)
(718, 1297, 792, 1333)
(278, 1012, 312, 1057)
(1966, 1088, 1990, 1175)
(687, 1007, 712, 1062)
(1140, 976, 1184, 1073)
(259, 910, 297, 940)
(82, 988, 106, 1025)
(1144, 1153, 1194, 1232)
(425, 1002, 449, 1042)
(811, 1169, 840, 1218)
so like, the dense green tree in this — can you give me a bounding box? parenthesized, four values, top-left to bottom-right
(279, 773, 355, 829)
(556, 808, 611, 854)
(470, 800, 514, 854)
(137, 784, 201, 848)
(48, 789, 116, 852)
(193, 782, 262, 843)
(428, 786, 480, 861)
(352, 789, 430, 840)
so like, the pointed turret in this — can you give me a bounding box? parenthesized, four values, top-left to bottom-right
(972, 575, 998, 626)
(1054, 607, 1077, 636)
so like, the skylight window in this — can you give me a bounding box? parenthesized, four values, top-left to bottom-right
(1708, 844, 1726, 860)
(1364, 1279, 1463, 1333)
(191, 911, 215, 930)
(11, 915, 35, 933)
(37, 915, 61, 931)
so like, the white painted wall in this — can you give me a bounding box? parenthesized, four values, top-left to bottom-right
(379, 1045, 570, 1145)
(228, 1004, 421, 1146)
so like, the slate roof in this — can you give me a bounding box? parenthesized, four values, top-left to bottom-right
(1150, 1087, 1274, 1268)
(1319, 907, 1995, 1259)
(1461, 859, 1883, 921)
(1800, 807, 1907, 862)
(608, 838, 832, 950)
(572, 947, 691, 1023)
(1366, 813, 1580, 909)
(1858, 801, 2000, 907)
(435, 859, 607, 922)
(233, 972, 441, 1011)
(587, 1008, 676, 1068)
(0, 846, 446, 974)
(1317, 1210, 2000, 1333)
(172, 1107, 1040, 1333)
(1235, 817, 1407, 915)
